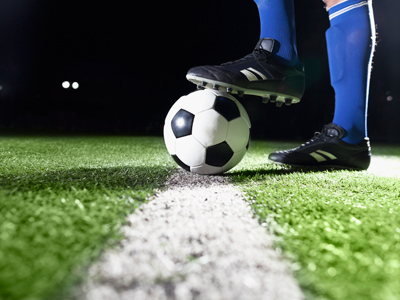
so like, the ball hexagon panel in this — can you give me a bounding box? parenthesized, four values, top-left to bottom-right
(175, 135, 206, 167)
(226, 117, 250, 152)
(163, 123, 176, 155)
(171, 109, 195, 138)
(191, 164, 223, 175)
(236, 100, 251, 128)
(213, 96, 241, 121)
(192, 109, 229, 147)
(178, 89, 216, 115)
(205, 141, 234, 167)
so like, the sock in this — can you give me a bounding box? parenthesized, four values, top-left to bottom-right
(253, 0, 299, 67)
(327, 0, 376, 144)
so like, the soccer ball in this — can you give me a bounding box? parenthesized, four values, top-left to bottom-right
(163, 89, 251, 175)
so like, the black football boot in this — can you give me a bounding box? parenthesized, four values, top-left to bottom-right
(268, 123, 371, 170)
(186, 38, 305, 107)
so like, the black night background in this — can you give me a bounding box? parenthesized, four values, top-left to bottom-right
(0, 0, 399, 142)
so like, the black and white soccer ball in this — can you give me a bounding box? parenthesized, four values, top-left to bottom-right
(164, 89, 251, 175)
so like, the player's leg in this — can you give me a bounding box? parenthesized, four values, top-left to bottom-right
(186, 0, 305, 107)
(328, 0, 376, 144)
(269, 0, 376, 170)
(255, 0, 299, 67)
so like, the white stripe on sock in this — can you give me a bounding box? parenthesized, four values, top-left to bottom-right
(364, 0, 376, 138)
(326, 0, 349, 11)
(329, 1, 368, 20)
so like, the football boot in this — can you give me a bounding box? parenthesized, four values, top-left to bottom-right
(268, 123, 371, 170)
(186, 38, 305, 107)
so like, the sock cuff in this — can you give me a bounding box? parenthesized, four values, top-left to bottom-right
(324, 0, 348, 11)
(329, 0, 369, 20)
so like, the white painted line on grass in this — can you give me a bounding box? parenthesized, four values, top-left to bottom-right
(81, 170, 303, 300)
(369, 155, 400, 177)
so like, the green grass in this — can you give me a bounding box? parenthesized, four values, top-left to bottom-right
(0, 135, 175, 300)
(1, 135, 400, 300)
(232, 141, 400, 300)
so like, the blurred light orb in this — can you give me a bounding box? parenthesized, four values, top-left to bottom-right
(62, 81, 70, 89)
(72, 82, 79, 89)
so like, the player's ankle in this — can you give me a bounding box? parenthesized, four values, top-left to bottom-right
(263, 38, 299, 67)
(272, 54, 299, 67)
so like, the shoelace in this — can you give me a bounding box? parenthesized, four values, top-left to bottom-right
(221, 48, 269, 66)
(300, 131, 322, 147)
(281, 132, 322, 153)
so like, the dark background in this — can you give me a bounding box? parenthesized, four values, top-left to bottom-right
(0, 0, 399, 142)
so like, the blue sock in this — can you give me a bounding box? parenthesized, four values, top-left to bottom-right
(254, 0, 299, 67)
(327, 0, 376, 144)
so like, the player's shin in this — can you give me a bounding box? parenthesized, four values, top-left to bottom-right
(326, 0, 376, 144)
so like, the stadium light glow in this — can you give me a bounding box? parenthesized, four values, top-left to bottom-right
(62, 81, 70, 89)
(72, 82, 79, 89)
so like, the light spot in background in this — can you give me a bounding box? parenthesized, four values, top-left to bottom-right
(62, 81, 70, 89)
(72, 82, 79, 89)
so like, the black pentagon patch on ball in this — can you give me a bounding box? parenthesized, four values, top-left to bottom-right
(205, 141, 234, 167)
(171, 109, 195, 138)
(214, 96, 241, 121)
(171, 155, 191, 172)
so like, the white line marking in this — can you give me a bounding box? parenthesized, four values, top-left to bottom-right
(81, 170, 303, 300)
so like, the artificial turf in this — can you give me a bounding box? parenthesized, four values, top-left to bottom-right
(0, 135, 175, 300)
(1, 135, 400, 300)
(232, 141, 400, 300)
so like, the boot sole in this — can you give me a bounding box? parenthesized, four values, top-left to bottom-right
(186, 74, 301, 107)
